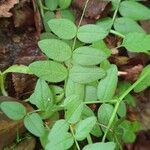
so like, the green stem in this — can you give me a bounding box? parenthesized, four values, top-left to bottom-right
(72, 0, 90, 50)
(111, 0, 122, 27)
(0, 75, 8, 96)
(102, 69, 150, 142)
(110, 30, 125, 38)
(87, 134, 93, 144)
(84, 100, 118, 105)
(119, 71, 149, 101)
(70, 125, 81, 150)
(102, 101, 120, 142)
(37, 0, 44, 19)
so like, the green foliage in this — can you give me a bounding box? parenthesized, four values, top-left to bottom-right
(114, 17, 145, 34)
(75, 116, 97, 141)
(119, 1, 150, 20)
(69, 66, 105, 84)
(48, 19, 77, 40)
(64, 95, 83, 123)
(92, 40, 111, 57)
(60, 9, 75, 22)
(43, 11, 55, 32)
(29, 79, 53, 110)
(65, 78, 85, 98)
(77, 24, 108, 43)
(96, 17, 112, 31)
(45, 0, 58, 11)
(24, 113, 45, 137)
(73, 46, 108, 66)
(118, 120, 140, 143)
(84, 84, 97, 102)
(29, 60, 68, 82)
(58, 0, 72, 9)
(46, 120, 74, 150)
(1, 0, 150, 149)
(38, 39, 72, 62)
(98, 104, 116, 127)
(97, 65, 118, 102)
(83, 142, 116, 150)
(3, 65, 32, 75)
(134, 64, 150, 92)
(117, 101, 127, 118)
(0, 101, 26, 120)
(122, 32, 150, 52)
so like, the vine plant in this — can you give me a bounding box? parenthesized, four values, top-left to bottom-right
(0, 0, 150, 150)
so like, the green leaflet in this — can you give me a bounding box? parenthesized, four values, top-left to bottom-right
(73, 46, 108, 66)
(96, 17, 112, 31)
(46, 133, 74, 150)
(122, 32, 150, 52)
(24, 113, 45, 137)
(77, 24, 108, 43)
(29, 79, 53, 110)
(46, 119, 73, 150)
(0, 101, 26, 120)
(69, 66, 105, 84)
(58, 0, 72, 9)
(114, 17, 145, 35)
(81, 105, 102, 137)
(117, 101, 127, 118)
(83, 142, 116, 150)
(50, 85, 64, 103)
(43, 11, 55, 32)
(75, 116, 97, 141)
(29, 60, 68, 83)
(98, 104, 116, 127)
(65, 78, 85, 99)
(64, 95, 83, 123)
(45, 0, 58, 11)
(97, 65, 118, 102)
(48, 18, 77, 40)
(60, 9, 75, 22)
(85, 85, 97, 102)
(40, 32, 57, 40)
(92, 40, 111, 57)
(3, 65, 32, 75)
(48, 120, 69, 140)
(119, 1, 150, 20)
(134, 65, 150, 92)
(118, 120, 140, 143)
(38, 39, 72, 62)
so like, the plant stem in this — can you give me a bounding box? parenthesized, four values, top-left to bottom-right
(102, 101, 120, 142)
(70, 125, 81, 150)
(110, 30, 125, 38)
(119, 71, 149, 101)
(0, 75, 8, 96)
(102, 69, 150, 142)
(37, 0, 44, 19)
(111, 0, 122, 27)
(84, 100, 118, 105)
(87, 134, 93, 144)
(72, 0, 90, 50)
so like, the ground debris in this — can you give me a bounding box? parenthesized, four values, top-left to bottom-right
(72, 0, 111, 20)
(0, 0, 19, 17)
(0, 96, 33, 149)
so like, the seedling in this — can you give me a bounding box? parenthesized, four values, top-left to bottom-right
(0, 0, 150, 149)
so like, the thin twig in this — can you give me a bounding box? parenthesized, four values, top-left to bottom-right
(72, 0, 90, 50)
